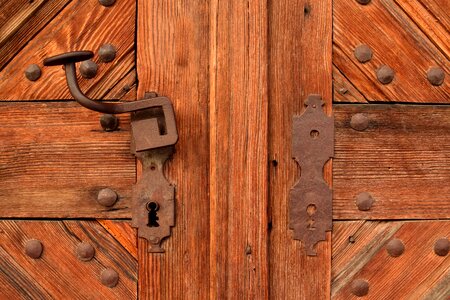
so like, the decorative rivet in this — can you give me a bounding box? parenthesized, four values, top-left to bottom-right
(25, 64, 42, 81)
(355, 192, 374, 211)
(376, 65, 395, 84)
(354, 45, 373, 63)
(434, 238, 449, 256)
(100, 268, 119, 287)
(100, 114, 119, 131)
(356, 0, 371, 5)
(98, 44, 117, 63)
(25, 239, 43, 259)
(386, 238, 404, 257)
(97, 188, 118, 207)
(79, 60, 98, 79)
(76, 242, 95, 261)
(350, 113, 369, 131)
(99, 0, 116, 7)
(350, 279, 369, 297)
(427, 67, 445, 86)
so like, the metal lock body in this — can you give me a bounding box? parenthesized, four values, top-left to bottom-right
(43, 51, 178, 252)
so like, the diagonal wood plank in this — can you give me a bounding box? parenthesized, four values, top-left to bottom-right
(0, 220, 137, 299)
(98, 220, 137, 260)
(0, 0, 135, 101)
(332, 221, 450, 299)
(269, 0, 333, 298)
(0, 0, 70, 71)
(333, 0, 449, 103)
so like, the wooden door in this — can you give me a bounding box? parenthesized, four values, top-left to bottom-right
(0, 0, 448, 299)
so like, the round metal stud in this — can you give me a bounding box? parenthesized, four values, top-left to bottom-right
(350, 113, 369, 131)
(427, 67, 445, 86)
(97, 188, 118, 207)
(101, 268, 119, 287)
(350, 279, 369, 297)
(386, 238, 405, 257)
(356, 0, 371, 4)
(354, 45, 373, 63)
(376, 65, 395, 84)
(355, 192, 374, 211)
(98, 44, 117, 63)
(77, 242, 95, 261)
(99, 0, 116, 7)
(25, 64, 42, 81)
(79, 60, 98, 79)
(434, 238, 449, 256)
(100, 114, 119, 131)
(25, 239, 43, 259)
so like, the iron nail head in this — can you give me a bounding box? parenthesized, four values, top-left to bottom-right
(350, 279, 369, 297)
(386, 238, 404, 257)
(98, 44, 117, 63)
(354, 45, 373, 63)
(100, 114, 119, 131)
(434, 238, 449, 256)
(100, 268, 119, 287)
(25, 64, 42, 81)
(350, 113, 369, 131)
(97, 188, 118, 207)
(355, 192, 374, 211)
(376, 65, 395, 84)
(79, 60, 98, 79)
(99, 0, 116, 7)
(77, 242, 95, 261)
(356, 0, 371, 4)
(25, 239, 43, 259)
(427, 67, 445, 86)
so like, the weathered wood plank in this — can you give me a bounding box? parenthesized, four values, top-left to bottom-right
(0, 102, 135, 218)
(136, 1, 211, 299)
(0, 0, 135, 101)
(269, 0, 332, 298)
(334, 0, 449, 103)
(332, 221, 450, 299)
(0, 220, 137, 299)
(334, 104, 450, 219)
(209, 1, 269, 298)
(333, 65, 368, 103)
(0, 0, 70, 71)
(394, 0, 450, 59)
(98, 220, 137, 260)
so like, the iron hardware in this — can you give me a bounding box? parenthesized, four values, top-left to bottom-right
(44, 51, 178, 252)
(290, 94, 334, 256)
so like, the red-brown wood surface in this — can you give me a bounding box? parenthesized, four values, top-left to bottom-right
(332, 221, 450, 299)
(269, 0, 333, 298)
(333, 104, 450, 220)
(136, 1, 211, 299)
(0, 220, 137, 299)
(209, 0, 269, 298)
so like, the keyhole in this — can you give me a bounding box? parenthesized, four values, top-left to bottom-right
(306, 204, 317, 230)
(146, 202, 160, 227)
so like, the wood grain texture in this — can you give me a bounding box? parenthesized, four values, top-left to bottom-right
(269, 0, 332, 299)
(0, 102, 135, 218)
(137, 1, 211, 299)
(209, 1, 269, 298)
(0, 220, 137, 299)
(333, 66, 367, 103)
(332, 221, 450, 299)
(0, 0, 135, 101)
(98, 220, 138, 260)
(333, 0, 449, 103)
(0, 0, 70, 71)
(334, 104, 450, 219)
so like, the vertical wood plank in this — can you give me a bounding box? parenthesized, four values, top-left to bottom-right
(136, 1, 210, 299)
(269, 0, 332, 299)
(209, 0, 269, 298)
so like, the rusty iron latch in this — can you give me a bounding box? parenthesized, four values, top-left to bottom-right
(44, 51, 178, 253)
(290, 94, 334, 256)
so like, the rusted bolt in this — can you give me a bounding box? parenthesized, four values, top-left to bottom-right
(80, 60, 98, 79)
(386, 238, 404, 257)
(350, 113, 369, 131)
(356, 0, 371, 4)
(376, 65, 395, 84)
(100, 114, 119, 131)
(100, 268, 119, 287)
(350, 279, 369, 297)
(77, 242, 95, 261)
(349, 236, 356, 243)
(427, 67, 445, 86)
(97, 188, 118, 207)
(25, 64, 41, 81)
(98, 44, 117, 63)
(354, 45, 373, 63)
(25, 239, 43, 259)
(355, 192, 374, 211)
(434, 238, 449, 256)
(99, 0, 116, 7)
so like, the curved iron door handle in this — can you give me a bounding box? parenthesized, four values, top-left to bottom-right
(43, 51, 172, 114)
